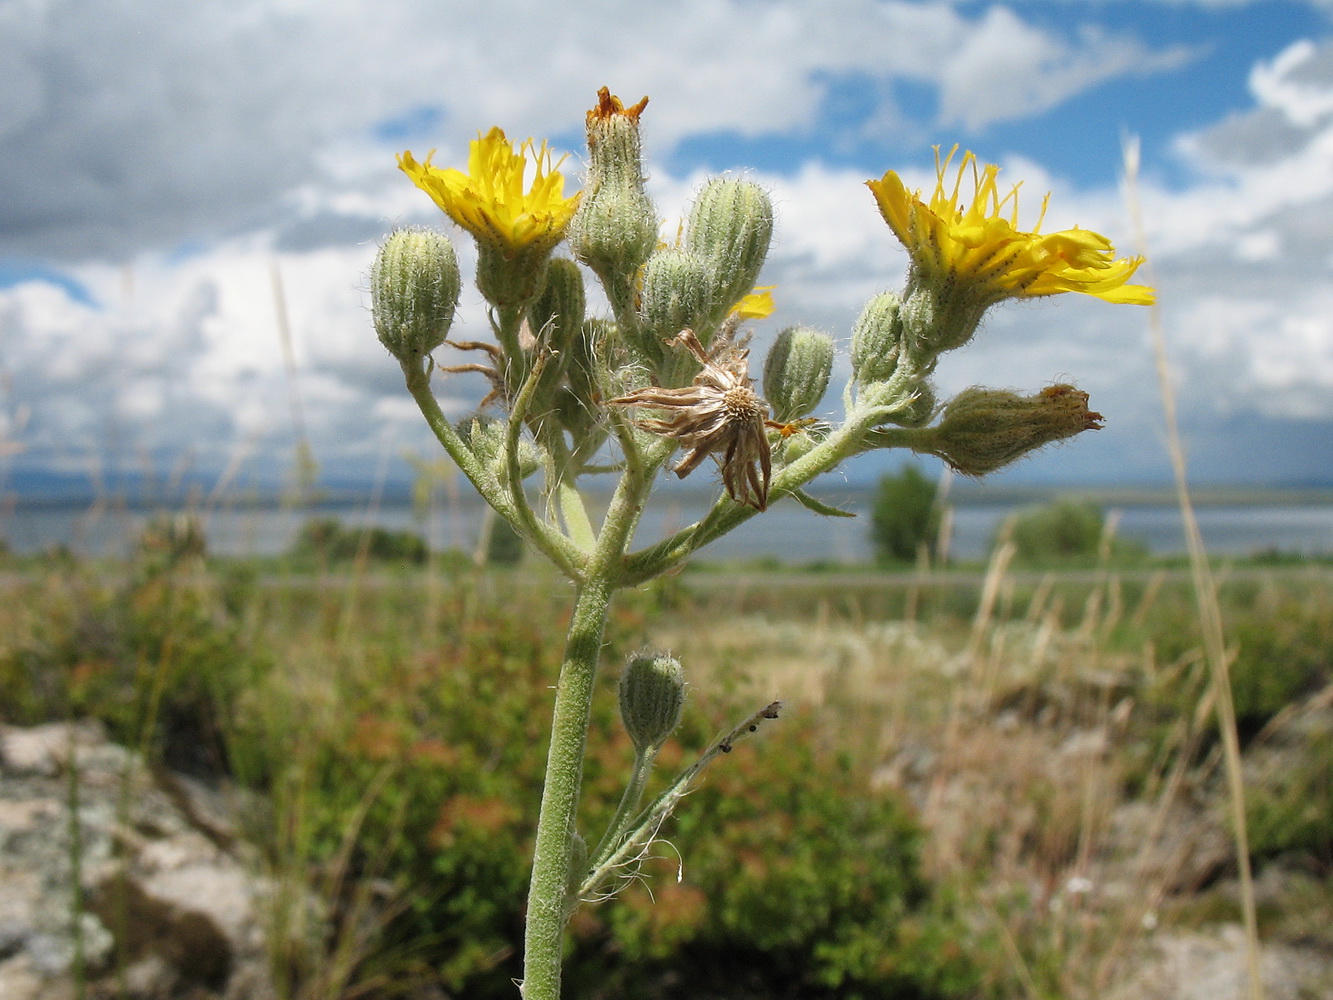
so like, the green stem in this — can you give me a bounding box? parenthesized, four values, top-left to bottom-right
(521, 574, 614, 1000)
(622, 408, 883, 583)
(521, 429, 667, 998)
(401, 357, 587, 578)
(588, 747, 657, 872)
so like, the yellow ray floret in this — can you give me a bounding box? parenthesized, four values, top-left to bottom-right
(866, 147, 1154, 306)
(399, 128, 581, 257)
(731, 286, 776, 320)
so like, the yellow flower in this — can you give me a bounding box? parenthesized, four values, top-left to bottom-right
(398, 128, 581, 258)
(730, 286, 776, 320)
(867, 147, 1153, 306)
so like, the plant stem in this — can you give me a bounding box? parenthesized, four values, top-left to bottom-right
(589, 747, 657, 872)
(521, 573, 614, 1000)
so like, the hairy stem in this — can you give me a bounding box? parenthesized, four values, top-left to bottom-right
(521, 574, 615, 1000)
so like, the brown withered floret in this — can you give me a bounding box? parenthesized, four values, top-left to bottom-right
(609, 328, 773, 510)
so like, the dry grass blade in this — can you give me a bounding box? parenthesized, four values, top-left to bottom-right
(1121, 133, 1265, 1000)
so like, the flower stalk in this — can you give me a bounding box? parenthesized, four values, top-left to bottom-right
(374, 91, 1152, 1000)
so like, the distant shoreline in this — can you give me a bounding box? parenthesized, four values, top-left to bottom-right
(7, 480, 1333, 512)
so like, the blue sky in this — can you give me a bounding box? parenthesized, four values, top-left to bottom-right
(2, 0, 1333, 502)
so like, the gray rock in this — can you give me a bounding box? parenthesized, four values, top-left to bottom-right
(0, 722, 278, 1000)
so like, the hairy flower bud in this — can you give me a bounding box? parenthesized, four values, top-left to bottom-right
(371, 228, 461, 361)
(685, 178, 774, 327)
(569, 88, 658, 299)
(850, 292, 904, 384)
(898, 283, 985, 359)
(921, 384, 1104, 476)
(528, 258, 587, 357)
(619, 651, 686, 754)
(637, 247, 712, 372)
(763, 325, 834, 423)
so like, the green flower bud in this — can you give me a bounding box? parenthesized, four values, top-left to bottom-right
(475, 243, 550, 311)
(778, 426, 820, 463)
(898, 283, 986, 358)
(895, 380, 938, 428)
(565, 830, 590, 901)
(850, 292, 903, 384)
(371, 228, 461, 361)
(763, 326, 834, 423)
(637, 247, 712, 370)
(619, 651, 686, 754)
(528, 258, 587, 355)
(921, 384, 1104, 477)
(685, 178, 773, 322)
(569, 90, 658, 297)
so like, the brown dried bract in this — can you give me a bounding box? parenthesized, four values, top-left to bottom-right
(609, 328, 773, 510)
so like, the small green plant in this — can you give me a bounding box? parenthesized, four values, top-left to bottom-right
(1003, 498, 1125, 564)
(292, 516, 429, 564)
(870, 463, 942, 564)
(375, 87, 1151, 998)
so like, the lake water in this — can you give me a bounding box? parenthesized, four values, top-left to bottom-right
(5, 497, 1333, 563)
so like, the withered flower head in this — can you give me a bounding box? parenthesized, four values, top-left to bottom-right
(610, 328, 773, 510)
(588, 86, 649, 129)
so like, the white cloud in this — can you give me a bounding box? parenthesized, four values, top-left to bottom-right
(0, 0, 1186, 261)
(937, 7, 1196, 130)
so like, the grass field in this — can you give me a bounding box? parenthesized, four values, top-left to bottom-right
(4, 536, 1333, 998)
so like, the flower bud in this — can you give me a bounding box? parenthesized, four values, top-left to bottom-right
(569, 89, 658, 296)
(850, 292, 903, 384)
(528, 258, 587, 356)
(763, 326, 834, 423)
(898, 283, 986, 358)
(895, 380, 938, 428)
(637, 247, 712, 369)
(371, 228, 461, 361)
(619, 651, 686, 754)
(921, 384, 1104, 477)
(685, 178, 773, 325)
(778, 426, 821, 463)
(566, 830, 589, 897)
(475, 243, 550, 311)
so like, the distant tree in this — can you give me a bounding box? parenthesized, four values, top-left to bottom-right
(871, 464, 942, 565)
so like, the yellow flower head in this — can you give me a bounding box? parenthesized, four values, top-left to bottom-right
(867, 147, 1153, 306)
(398, 128, 581, 258)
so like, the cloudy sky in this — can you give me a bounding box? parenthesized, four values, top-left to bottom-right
(3, 0, 1333, 501)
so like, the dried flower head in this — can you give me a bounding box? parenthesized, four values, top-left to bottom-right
(610, 327, 773, 510)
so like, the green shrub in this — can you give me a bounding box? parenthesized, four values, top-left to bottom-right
(1002, 499, 1104, 563)
(870, 464, 941, 565)
(292, 516, 429, 564)
(1247, 721, 1333, 870)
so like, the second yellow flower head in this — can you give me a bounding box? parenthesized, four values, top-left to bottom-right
(867, 147, 1154, 307)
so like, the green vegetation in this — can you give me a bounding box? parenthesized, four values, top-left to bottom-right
(870, 463, 942, 565)
(1001, 498, 1149, 566)
(292, 516, 430, 565)
(5, 531, 1333, 997)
